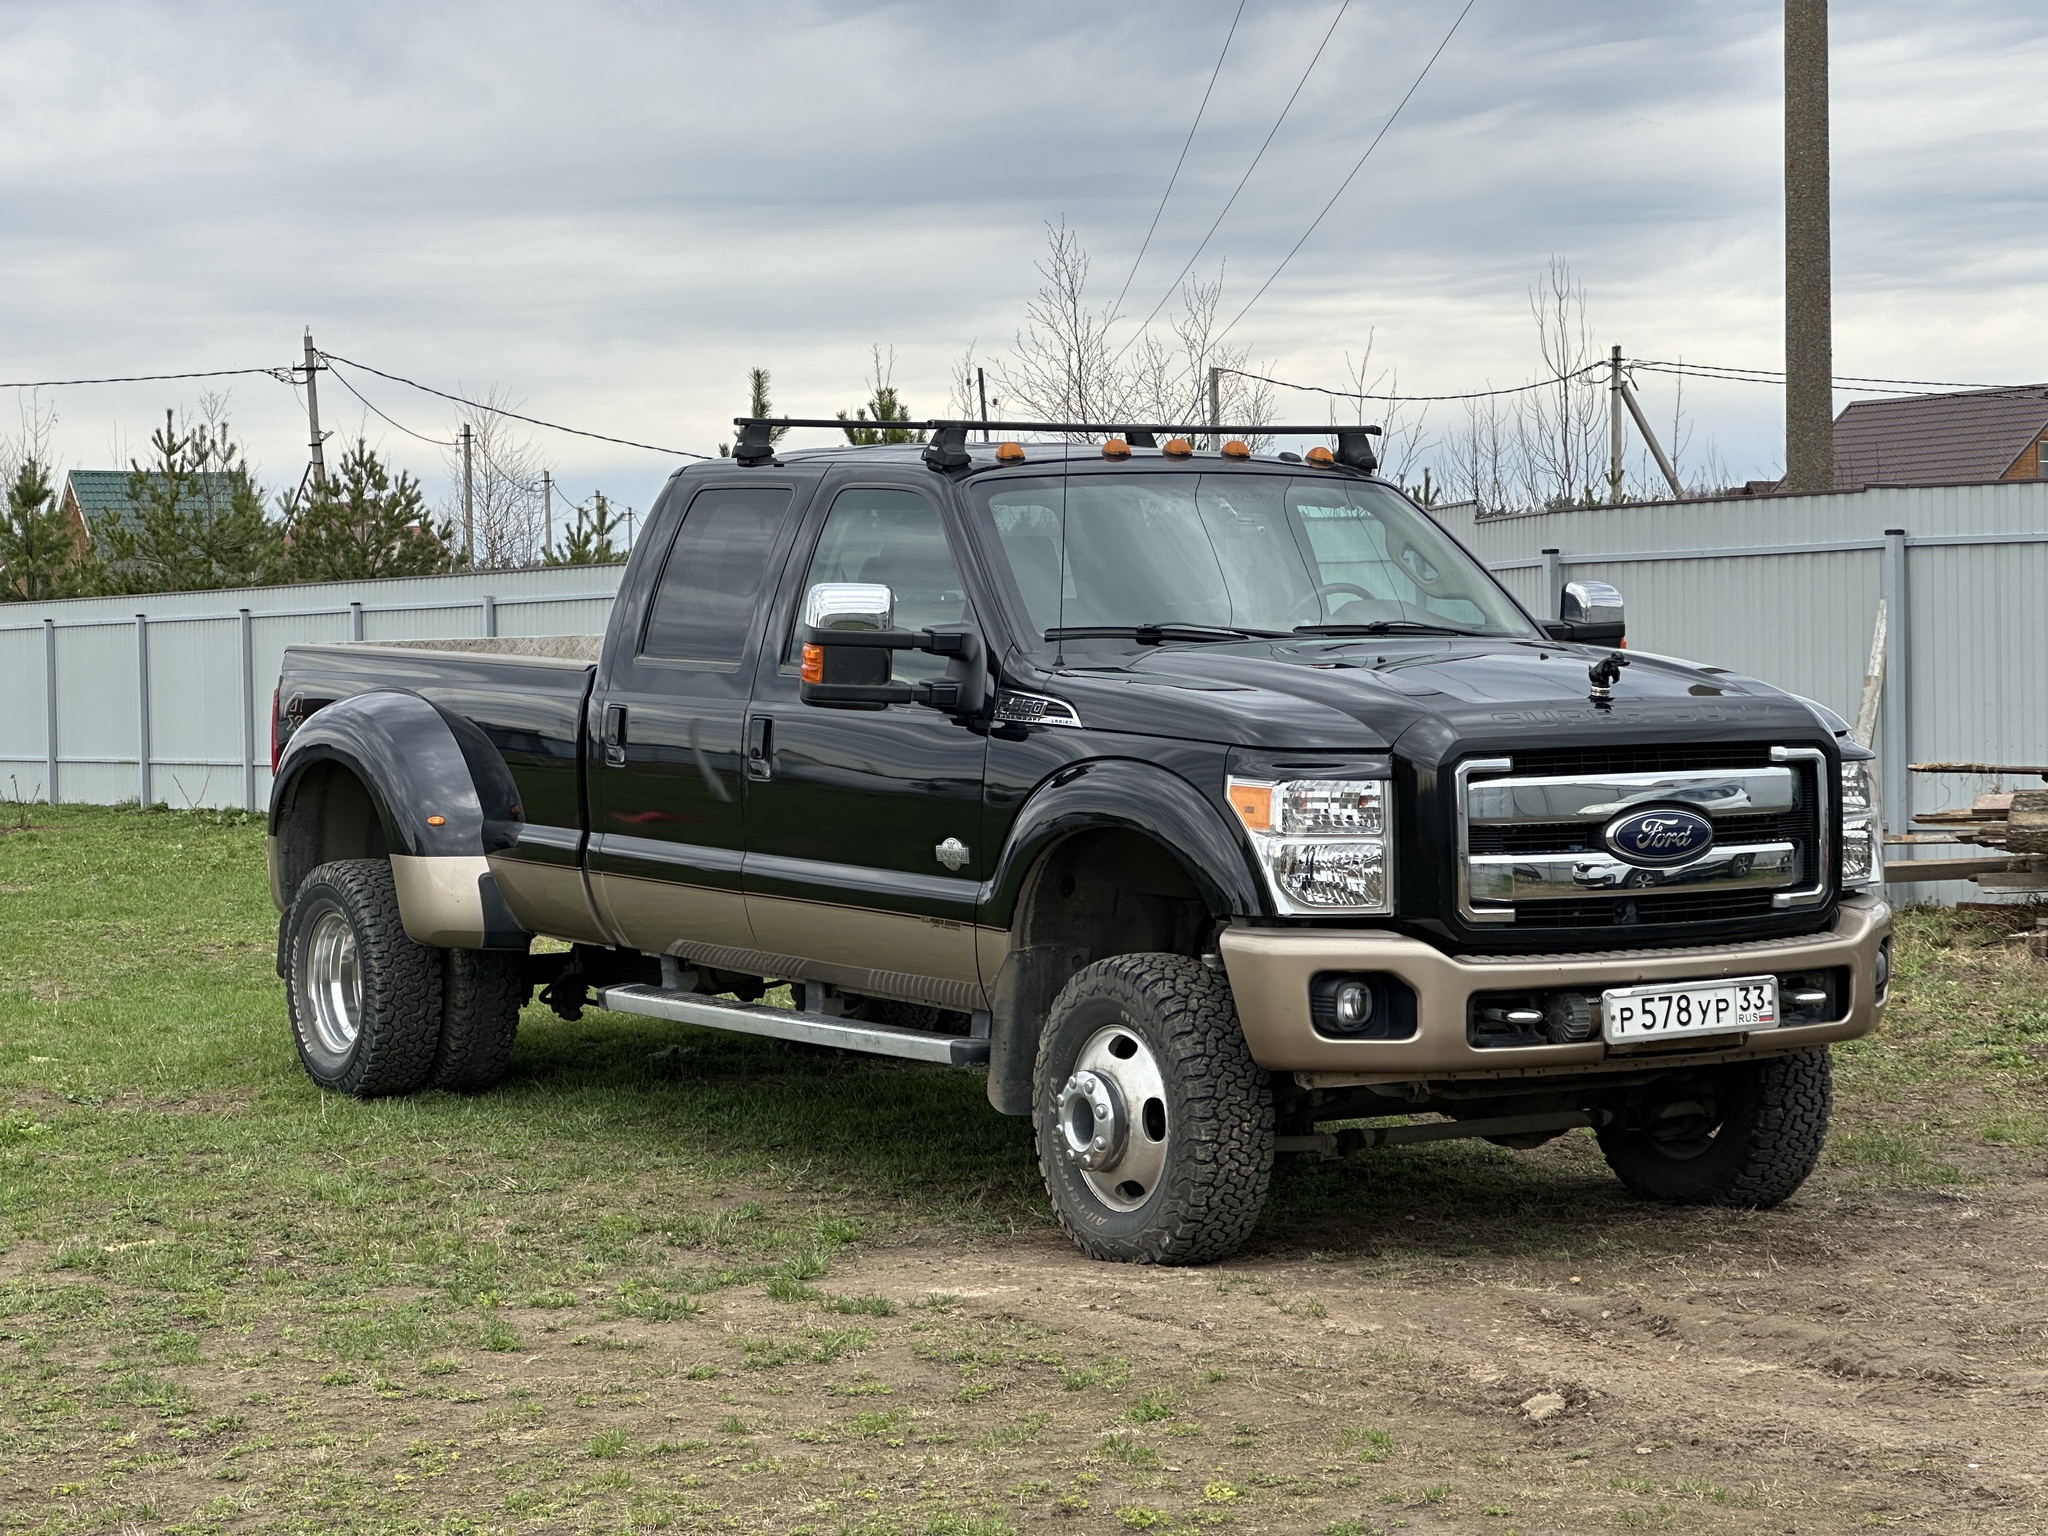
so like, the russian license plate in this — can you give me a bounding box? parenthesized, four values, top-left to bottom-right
(1602, 975, 1777, 1043)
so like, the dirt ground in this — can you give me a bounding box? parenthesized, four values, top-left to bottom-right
(14, 1142, 2042, 1535)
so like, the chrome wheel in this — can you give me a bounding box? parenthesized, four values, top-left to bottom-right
(1057, 1024, 1170, 1211)
(303, 904, 363, 1058)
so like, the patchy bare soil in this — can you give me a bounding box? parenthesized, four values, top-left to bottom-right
(10, 1149, 2044, 1535)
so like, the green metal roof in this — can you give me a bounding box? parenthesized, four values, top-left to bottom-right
(63, 470, 246, 546)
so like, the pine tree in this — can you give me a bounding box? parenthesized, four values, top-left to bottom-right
(89, 410, 285, 593)
(282, 439, 457, 582)
(0, 456, 95, 600)
(718, 368, 788, 457)
(838, 347, 926, 445)
(546, 490, 625, 565)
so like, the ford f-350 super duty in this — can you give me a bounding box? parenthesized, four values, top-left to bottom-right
(267, 419, 1890, 1264)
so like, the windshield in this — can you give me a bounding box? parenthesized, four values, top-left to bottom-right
(969, 472, 1534, 647)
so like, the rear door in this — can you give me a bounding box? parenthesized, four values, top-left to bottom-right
(739, 475, 989, 1011)
(586, 477, 808, 957)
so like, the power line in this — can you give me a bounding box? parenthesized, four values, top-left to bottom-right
(1210, 0, 1475, 353)
(1107, 0, 1248, 326)
(1221, 361, 1605, 404)
(319, 352, 712, 459)
(1631, 360, 2043, 396)
(320, 361, 458, 447)
(1113, 0, 1352, 365)
(0, 365, 294, 389)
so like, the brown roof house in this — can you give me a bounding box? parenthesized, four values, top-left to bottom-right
(1832, 386, 2048, 488)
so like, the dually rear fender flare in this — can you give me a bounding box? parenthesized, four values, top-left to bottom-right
(268, 688, 530, 950)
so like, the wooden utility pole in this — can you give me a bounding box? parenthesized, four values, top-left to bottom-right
(302, 329, 328, 489)
(460, 423, 474, 566)
(542, 470, 553, 558)
(1607, 344, 1625, 501)
(1784, 0, 1834, 492)
(1207, 365, 1222, 449)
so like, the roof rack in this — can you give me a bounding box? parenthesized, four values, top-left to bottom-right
(727, 418, 1382, 473)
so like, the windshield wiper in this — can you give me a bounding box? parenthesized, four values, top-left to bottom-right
(1045, 622, 1289, 645)
(1292, 620, 1484, 637)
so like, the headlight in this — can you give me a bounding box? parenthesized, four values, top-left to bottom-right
(1840, 759, 1881, 889)
(1227, 777, 1391, 913)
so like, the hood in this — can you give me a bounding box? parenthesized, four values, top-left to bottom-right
(1038, 637, 1838, 763)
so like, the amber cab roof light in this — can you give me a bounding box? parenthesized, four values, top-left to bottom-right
(1305, 445, 1336, 465)
(1100, 438, 1131, 459)
(1162, 437, 1195, 458)
(995, 441, 1027, 463)
(1221, 439, 1251, 459)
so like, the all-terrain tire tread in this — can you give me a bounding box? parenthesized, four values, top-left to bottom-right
(1034, 954, 1274, 1266)
(429, 949, 526, 1093)
(285, 859, 443, 1099)
(1599, 1048, 1832, 1209)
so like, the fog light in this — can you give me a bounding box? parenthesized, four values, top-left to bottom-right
(1874, 936, 1891, 1004)
(1333, 980, 1374, 1030)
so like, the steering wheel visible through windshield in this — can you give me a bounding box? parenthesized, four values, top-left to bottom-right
(968, 472, 1534, 649)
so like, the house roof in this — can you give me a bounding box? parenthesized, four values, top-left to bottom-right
(62, 469, 246, 546)
(1833, 386, 2048, 487)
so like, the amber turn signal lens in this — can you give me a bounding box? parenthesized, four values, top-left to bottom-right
(996, 441, 1026, 463)
(1162, 437, 1194, 458)
(426, 815, 446, 827)
(800, 643, 825, 683)
(1101, 438, 1131, 459)
(1227, 781, 1273, 833)
(1305, 445, 1335, 465)
(1222, 439, 1251, 459)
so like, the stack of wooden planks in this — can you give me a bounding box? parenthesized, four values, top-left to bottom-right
(1888, 764, 2048, 889)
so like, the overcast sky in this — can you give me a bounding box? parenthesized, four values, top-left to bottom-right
(3, 0, 2044, 523)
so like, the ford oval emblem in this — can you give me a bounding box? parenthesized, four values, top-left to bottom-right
(1603, 807, 1714, 866)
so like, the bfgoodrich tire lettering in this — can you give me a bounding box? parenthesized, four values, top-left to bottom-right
(1034, 954, 1274, 1265)
(285, 859, 443, 1098)
(429, 948, 527, 1093)
(1597, 1048, 1833, 1208)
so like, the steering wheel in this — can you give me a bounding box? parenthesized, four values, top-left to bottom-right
(1289, 581, 1378, 625)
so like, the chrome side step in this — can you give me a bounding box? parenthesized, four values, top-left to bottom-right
(596, 984, 990, 1067)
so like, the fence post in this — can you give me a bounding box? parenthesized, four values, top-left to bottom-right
(240, 608, 256, 811)
(349, 601, 364, 642)
(483, 593, 497, 637)
(43, 618, 58, 806)
(1540, 548, 1562, 619)
(1880, 529, 1910, 868)
(135, 613, 152, 807)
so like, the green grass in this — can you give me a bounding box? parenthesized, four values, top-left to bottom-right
(2, 805, 2043, 1534)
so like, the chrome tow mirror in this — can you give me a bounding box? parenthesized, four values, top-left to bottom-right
(1544, 579, 1625, 645)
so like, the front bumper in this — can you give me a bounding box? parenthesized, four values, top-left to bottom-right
(1220, 894, 1890, 1085)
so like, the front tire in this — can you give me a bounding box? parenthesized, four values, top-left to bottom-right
(1034, 955, 1274, 1265)
(284, 860, 443, 1098)
(1597, 1049, 1832, 1207)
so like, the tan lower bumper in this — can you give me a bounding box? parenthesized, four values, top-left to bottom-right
(1219, 896, 1891, 1085)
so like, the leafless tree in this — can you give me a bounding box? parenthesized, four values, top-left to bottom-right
(1514, 257, 1605, 509)
(987, 224, 1273, 441)
(443, 389, 543, 569)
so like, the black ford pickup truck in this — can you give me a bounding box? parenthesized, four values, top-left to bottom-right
(268, 418, 1890, 1264)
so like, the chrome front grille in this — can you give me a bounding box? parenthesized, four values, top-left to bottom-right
(1456, 748, 1830, 930)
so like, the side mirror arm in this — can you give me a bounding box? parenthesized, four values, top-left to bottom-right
(798, 625, 986, 715)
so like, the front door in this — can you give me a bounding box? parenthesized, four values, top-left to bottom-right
(587, 479, 805, 958)
(741, 478, 989, 1011)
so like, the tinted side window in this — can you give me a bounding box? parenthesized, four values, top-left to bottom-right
(641, 486, 794, 663)
(791, 488, 966, 680)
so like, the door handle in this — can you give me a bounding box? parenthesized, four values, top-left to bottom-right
(745, 714, 773, 782)
(603, 703, 627, 767)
